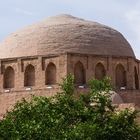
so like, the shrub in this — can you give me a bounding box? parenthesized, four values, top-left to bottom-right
(0, 75, 139, 140)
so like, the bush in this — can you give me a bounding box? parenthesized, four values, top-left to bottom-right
(0, 75, 140, 140)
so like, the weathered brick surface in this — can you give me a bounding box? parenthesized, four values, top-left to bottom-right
(119, 90, 140, 106)
(0, 14, 135, 59)
(0, 14, 139, 118)
(0, 87, 61, 119)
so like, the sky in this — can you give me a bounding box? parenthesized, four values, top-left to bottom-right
(0, 0, 140, 59)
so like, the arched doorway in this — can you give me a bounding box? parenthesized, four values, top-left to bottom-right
(134, 67, 139, 89)
(115, 64, 126, 89)
(45, 63, 56, 85)
(74, 61, 86, 85)
(24, 64, 35, 87)
(95, 63, 106, 80)
(3, 66, 15, 88)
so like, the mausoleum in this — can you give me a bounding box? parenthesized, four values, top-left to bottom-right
(0, 14, 139, 117)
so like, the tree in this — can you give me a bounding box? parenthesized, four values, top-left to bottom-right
(0, 74, 139, 140)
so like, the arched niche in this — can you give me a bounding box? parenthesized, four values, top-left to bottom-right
(3, 66, 15, 89)
(95, 63, 106, 80)
(45, 62, 56, 85)
(74, 61, 86, 85)
(115, 64, 126, 89)
(134, 67, 139, 89)
(24, 64, 35, 87)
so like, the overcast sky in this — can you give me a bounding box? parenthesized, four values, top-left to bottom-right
(0, 0, 140, 59)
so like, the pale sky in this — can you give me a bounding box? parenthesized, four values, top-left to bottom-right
(0, 0, 140, 59)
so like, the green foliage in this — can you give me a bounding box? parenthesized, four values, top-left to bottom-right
(88, 77, 112, 92)
(89, 77, 114, 115)
(60, 73, 74, 95)
(0, 74, 140, 140)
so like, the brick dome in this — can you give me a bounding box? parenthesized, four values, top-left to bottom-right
(0, 14, 135, 59)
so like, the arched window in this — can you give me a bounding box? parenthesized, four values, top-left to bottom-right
(24, 64, 35, 87)
(95, 63, 106, 80)
(74, 61, 86, 85)
(45, 63, 56, 85)
(115, 64, 126, 89)
(134, 67, 139, 89)
(3, 66, 15, 89)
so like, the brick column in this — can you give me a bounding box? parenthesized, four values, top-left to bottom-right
(138, 62, 140, 89)
(127, 58, 135, 89)
(86, 56, 94, 82)
(106, 57, 115, 87)
(58, 54, 68, 84)
(15, 59, 24, 90)
(0, 60, 3, 90)
(67, 54, 73, 74)
(36, 57, 45, 89)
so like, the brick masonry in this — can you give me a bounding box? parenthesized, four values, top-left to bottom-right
(0, 53, 139, 119)
(0, 14, 139, 119)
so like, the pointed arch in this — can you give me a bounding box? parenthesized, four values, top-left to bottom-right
(115, 64, 126, 89)
(3, 66, 15, 89)
(24, 64, 35, 87)
(134, 67, 139, 89)
(95, 63, 106, 80)
(74, 61, 86, 85)
(45, 62, 56, 85)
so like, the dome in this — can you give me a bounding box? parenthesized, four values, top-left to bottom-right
(0, 14, 135, 59)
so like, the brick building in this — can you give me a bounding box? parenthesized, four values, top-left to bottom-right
(0, 14, 139, 117)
